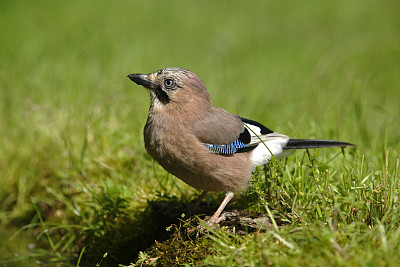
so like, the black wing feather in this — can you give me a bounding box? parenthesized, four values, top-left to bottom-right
(240, 117, 274, 134)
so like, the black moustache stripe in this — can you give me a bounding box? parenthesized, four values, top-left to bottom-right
(155, 86, 170, 104)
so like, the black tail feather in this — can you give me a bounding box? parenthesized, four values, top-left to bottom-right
(284, 139, 355, 150)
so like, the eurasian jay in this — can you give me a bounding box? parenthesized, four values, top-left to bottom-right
(127, 67, 354, 225)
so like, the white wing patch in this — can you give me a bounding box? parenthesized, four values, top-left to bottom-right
(243, 122, 262, 136)
(250, 137, 290, 166)
(243, 120, 292, 165)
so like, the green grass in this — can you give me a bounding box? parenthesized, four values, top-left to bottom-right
(0, 0, 399, 266)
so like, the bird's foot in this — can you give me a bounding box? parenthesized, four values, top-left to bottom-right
(194, 212, 228, 233)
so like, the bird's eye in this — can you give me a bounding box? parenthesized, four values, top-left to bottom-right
(164, 79, 175, 88)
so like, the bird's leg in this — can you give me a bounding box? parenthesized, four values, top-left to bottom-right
(188, 190, 208, 214)
(207, 191, 234, 224)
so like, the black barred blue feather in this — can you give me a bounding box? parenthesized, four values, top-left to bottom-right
(203, 117, 267, 154)
(204, 138, 248, 154)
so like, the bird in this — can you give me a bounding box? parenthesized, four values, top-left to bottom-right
(127, 67, 354, 225)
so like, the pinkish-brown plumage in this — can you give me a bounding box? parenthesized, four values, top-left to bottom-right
(142, 68, 253, 192)
(127, 67, 354, 225)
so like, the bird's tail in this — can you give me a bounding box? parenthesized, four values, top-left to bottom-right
(284, 139, 354, 150)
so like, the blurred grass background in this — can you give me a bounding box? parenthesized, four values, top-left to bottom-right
(0, 0, 399, 266)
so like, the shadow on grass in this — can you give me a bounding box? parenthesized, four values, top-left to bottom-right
(81, 194, 221, 267)
(79, 196, 183, 266)
(81, 193, 277, 266)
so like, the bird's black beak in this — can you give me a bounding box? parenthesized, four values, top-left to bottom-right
(127, 73, 156, 90)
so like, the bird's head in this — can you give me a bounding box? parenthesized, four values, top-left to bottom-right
(128, 68, 211, 108)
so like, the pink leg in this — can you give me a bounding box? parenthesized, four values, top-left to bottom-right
(208, 191, 234, 224)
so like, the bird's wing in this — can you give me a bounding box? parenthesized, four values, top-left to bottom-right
(193, 112, 287, 155)
(194, 112, 353, 155)
(191, 107, 246, 146)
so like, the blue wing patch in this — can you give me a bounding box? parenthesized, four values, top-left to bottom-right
(204, 139, 248, 154)
(203, 117, 271, 154)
